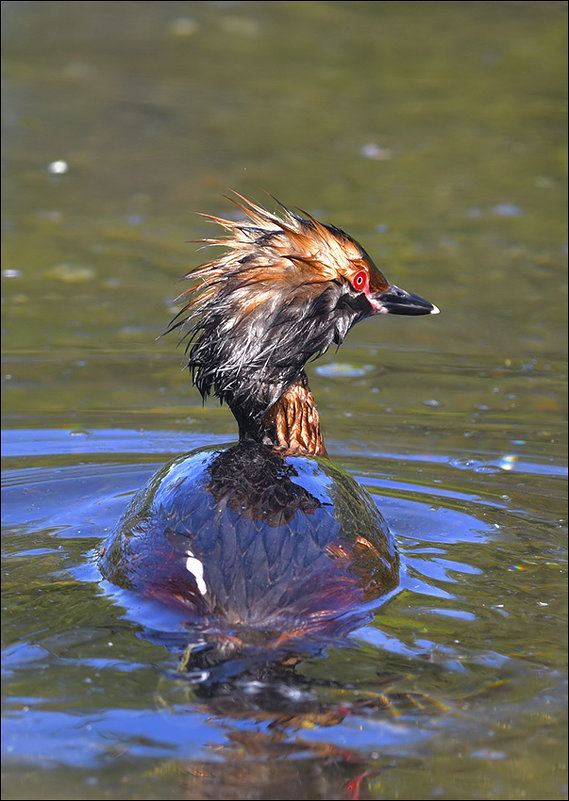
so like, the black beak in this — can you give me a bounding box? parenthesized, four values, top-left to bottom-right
(375, 285, 440, 316)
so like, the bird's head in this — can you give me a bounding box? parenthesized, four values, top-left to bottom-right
(169, 194, 438, 439)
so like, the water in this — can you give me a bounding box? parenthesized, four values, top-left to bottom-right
(2, 2, 567, 799)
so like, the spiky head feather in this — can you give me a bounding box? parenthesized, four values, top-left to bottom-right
(168, 194, 390, 439)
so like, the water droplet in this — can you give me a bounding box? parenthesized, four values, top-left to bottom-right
(470, 749, 507, 760)
(360, 143, 392, 160)
(47, 160, 68, 174)
(315, 363, 372, 378)
(170, 17, 198, 36)
(492, 203, 522, 217)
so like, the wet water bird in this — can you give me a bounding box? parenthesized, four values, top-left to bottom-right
(99, 194, 438, 661)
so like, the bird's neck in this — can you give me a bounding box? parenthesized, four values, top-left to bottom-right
(237, 372, 327, 457)
(263, 373, 327, 457)
(226, 370, 327, 456)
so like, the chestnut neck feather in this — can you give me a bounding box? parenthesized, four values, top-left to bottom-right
(262, 372, 327, 457)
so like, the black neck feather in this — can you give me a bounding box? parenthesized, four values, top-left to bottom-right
(184, 280, 371, 441)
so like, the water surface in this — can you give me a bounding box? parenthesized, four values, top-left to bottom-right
(2, 2, 567, 799)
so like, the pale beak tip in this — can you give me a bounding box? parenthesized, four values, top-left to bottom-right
(430, 304, 441, 315)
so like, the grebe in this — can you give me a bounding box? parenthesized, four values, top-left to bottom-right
(99, 195, 438, 657)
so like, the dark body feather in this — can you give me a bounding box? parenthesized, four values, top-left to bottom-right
(101, 442, 398, 645)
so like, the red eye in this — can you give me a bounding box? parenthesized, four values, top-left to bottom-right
(353, 270, 368, 291)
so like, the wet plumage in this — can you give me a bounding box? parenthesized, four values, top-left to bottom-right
(99, 194, 438, 655)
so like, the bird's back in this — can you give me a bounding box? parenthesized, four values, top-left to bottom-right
(99, 442, 398, 645)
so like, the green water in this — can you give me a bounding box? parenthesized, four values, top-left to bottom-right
(2, 2, 567, 799)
